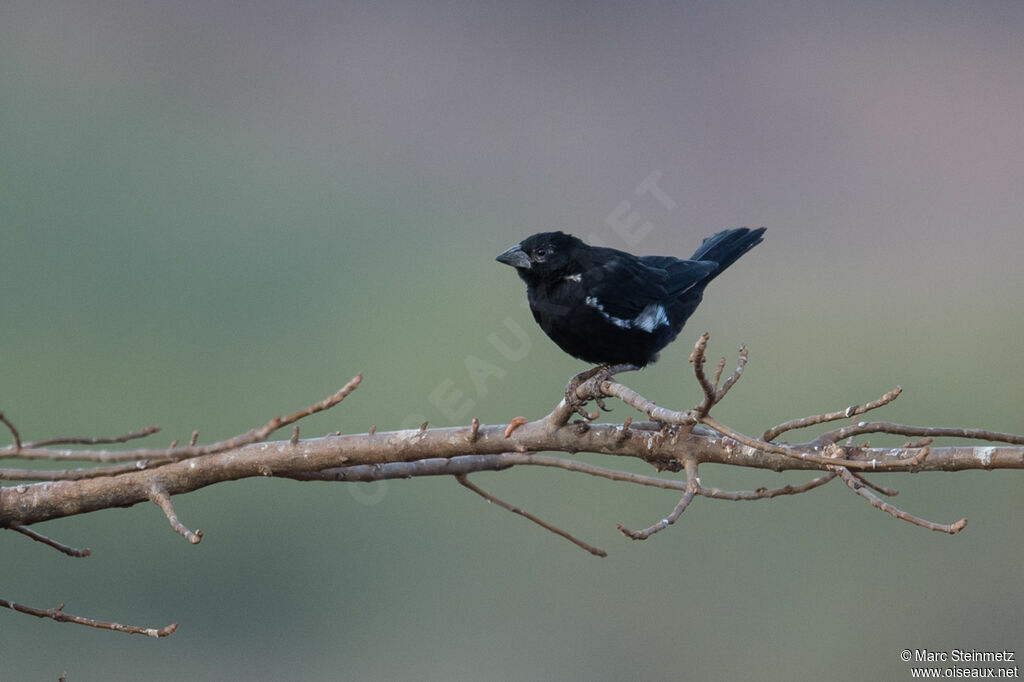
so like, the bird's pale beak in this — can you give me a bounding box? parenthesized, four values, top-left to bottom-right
(496, 244, 531, 269)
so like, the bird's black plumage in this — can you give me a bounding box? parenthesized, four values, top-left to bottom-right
(496, 227, 765, 367)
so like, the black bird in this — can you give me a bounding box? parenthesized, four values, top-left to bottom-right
(496, 227, 765, 371)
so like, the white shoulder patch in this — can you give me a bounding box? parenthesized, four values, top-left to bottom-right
(564, 273, 582, 283)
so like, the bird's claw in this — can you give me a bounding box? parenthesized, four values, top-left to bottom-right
(572, 404, 600, 421)
(564, 365, 624, 420)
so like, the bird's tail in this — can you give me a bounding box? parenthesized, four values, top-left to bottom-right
(690, 227, 766, 280)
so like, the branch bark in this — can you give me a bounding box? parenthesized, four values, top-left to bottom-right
(2, 335, 1022, 634)
(1, 351, 1022, 529)
(4, 414, 1020, 527)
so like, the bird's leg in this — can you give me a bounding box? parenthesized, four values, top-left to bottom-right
(565, 363, 640, 418)
(565, 365, 608, 416)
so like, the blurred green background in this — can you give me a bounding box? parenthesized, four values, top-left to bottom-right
(3, 2, 1022, 680)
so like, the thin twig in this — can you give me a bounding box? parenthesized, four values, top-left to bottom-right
(848, 472, 899, 497)
(455, 473, 606, 557)
(293, 453, 839, 506)
(0, 412, 23, 450)
(0, 462, 155, 481)
(715, 345, 748, 402)
(701, 415, 928, 471)
(818, 421, 1024, 447)
(617, 457, 700, 540)
(835, 468, 967, 534)
(711, 356, 727, 390)
(689, 333, 717, 415)
(22, 425, 161, 449)
(617, 489, 696, 540)
(762, 387, 903, 441)
(9, 524, 91, 557)
(149, 486, 202, 544)
(696, 471, 838, 500)
(0, 599, 177, 637)
(599, 381, 696, 425)
(1, 375, 362, 463)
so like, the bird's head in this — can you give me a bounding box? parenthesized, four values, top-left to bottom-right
(496, 231, 582, 282)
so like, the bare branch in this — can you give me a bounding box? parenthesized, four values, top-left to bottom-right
(0, 337, 1020, 546)
(618, 457, 700, 540)
(599, 381, 696, 425)
(0, 599, 177, 637)
(288, 453, 840, 508)
(715, 344, 748, 403)
(3, 407, 1022, 531)
(695, 472, 838, 501)
(149, 486, 202, 544)
(617, 488, 695, 540)
(22, 425, 161, 449)
(700, 414, 929, 472)
(0, 412, 23, 450)
(817, 421, 1024, 447)
(762, 386, 903, 441)
(848, 472, 899, 497)
(711, 356, 727, 390)
(0, 374, 362, 463)
(690, 332, 717, 416)
(455, 474, 606, 557)
(835, 468, 967, 534)
(0, 462, 151, 481)
(3, 333, 1022, 638)
(9, 524, 91, 557)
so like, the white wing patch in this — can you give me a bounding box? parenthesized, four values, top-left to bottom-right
(584, 296, 668, 333)
(564, 273, 582, 282)
(634, 303, 669, 332)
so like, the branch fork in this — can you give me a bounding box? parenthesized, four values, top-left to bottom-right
(586, 335, 974, 537)
(3, 338, 1021, 637)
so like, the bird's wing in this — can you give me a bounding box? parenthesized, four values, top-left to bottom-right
(580, 257, 678, 320)
(642, 256, 717, 298)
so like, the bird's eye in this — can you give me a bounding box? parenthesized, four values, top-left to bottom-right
(534, 248, 547, 261)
